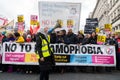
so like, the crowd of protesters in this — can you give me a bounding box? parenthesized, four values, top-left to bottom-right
(50, 29, 119, 73)
(0, 28, 120, 74)
(0, 30, 36, 43)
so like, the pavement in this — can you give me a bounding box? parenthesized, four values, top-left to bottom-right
(0, 71, 120, 80)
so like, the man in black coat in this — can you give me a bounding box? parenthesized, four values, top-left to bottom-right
(64, 29, 78, 44)
(35, 27, 55, 80)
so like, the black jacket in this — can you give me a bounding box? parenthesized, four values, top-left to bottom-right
(35, 32, 55, 71)
(64, 33, 78, 44)
(89, 36, 97, 44)
(82, 38, 90, 45)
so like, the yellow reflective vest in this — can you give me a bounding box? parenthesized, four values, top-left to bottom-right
(36, 35, 51, 59)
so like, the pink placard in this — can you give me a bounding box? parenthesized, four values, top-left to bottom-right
(92, 55, 114, 64)
(5, 53, 25, 62)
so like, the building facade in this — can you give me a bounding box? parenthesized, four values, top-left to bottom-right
(92, 0, 109, 29)
(108, 0, 120, 31)
(92, 0, 120, 32)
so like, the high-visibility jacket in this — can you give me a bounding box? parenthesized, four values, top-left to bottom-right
(36, 35, 51, 59)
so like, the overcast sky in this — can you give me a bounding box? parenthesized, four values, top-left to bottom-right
(0, 0, 97, 30)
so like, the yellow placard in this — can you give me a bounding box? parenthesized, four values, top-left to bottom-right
(17, 15, 24, 22)
(25, 53, 38, 62)
(96, 28, 100, 33)
(30, 21, 38, 25)
(97, 35, 106, 43)
(67, 19, 74, 27)
(79, 30, 84, 34)
(57, 19, 63, 27)
(104, 24, 112, 31)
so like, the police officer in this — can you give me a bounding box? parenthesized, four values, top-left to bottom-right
(35, 27, 55, 80)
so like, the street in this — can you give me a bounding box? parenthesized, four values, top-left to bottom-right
(0, 71, 120, 80)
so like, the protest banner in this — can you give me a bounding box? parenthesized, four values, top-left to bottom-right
(30, 15, 38, 25)
(38, 2, 81, 33)
(0, 20, 14, 32)
(17, 22, 25, 34)
(30, 15, 40, 34)
(2, 42, 116, 66)
(2, 42, 37, 65)
(96, 27, 100, 33)
(84, 18, 98, 34)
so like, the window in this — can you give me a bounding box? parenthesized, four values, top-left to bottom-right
(116, 26, 118, 30)
(110, 0, 112, 8)
(114, 11, 116, 17)
(119, 25, 120, 30)
(111, 14, 113, 19)
(118, 6, 120, 15)
(113, 0, 115, 5)
(112, 28, 115, 31)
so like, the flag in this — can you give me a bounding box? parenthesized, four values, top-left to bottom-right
(0, 17, 8, 26)
(30, 22, 40, 34)
(0, 20, 14, 32)
(5, 20, 14, 30)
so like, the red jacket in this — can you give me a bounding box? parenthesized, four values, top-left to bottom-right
(26, 38, 32, 42)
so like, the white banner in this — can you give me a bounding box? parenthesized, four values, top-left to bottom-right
(38, 2, 81, 33)
(2, 42, 116, 66)
(2, 42, 37, 65)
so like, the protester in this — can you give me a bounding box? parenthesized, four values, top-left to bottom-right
(116, 33, 120, 70)
(56, 30, 64, 43)
(105, 34, 117, 45)
(104, 34, 117, 72)
(0, 32, 3, 43)
(26, 34, 32, 42)
(55, 29, 67, 73)
(31, 34, 36, 42)
(64, 29, 78, 44)
(49, 33, 56, 44)
(89, 32, 97, 44)
(0, 33, 2, 72)
(22, 32, 27, 42)
(14, 32, 25, 43)
(82, 34, 91, 45)
(6, 33, 15, 42)
(13, 32, 25, 73)
(77, 31, 84, 44)
(2, 32, 8, 43)
(0, 58, 2, 73)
